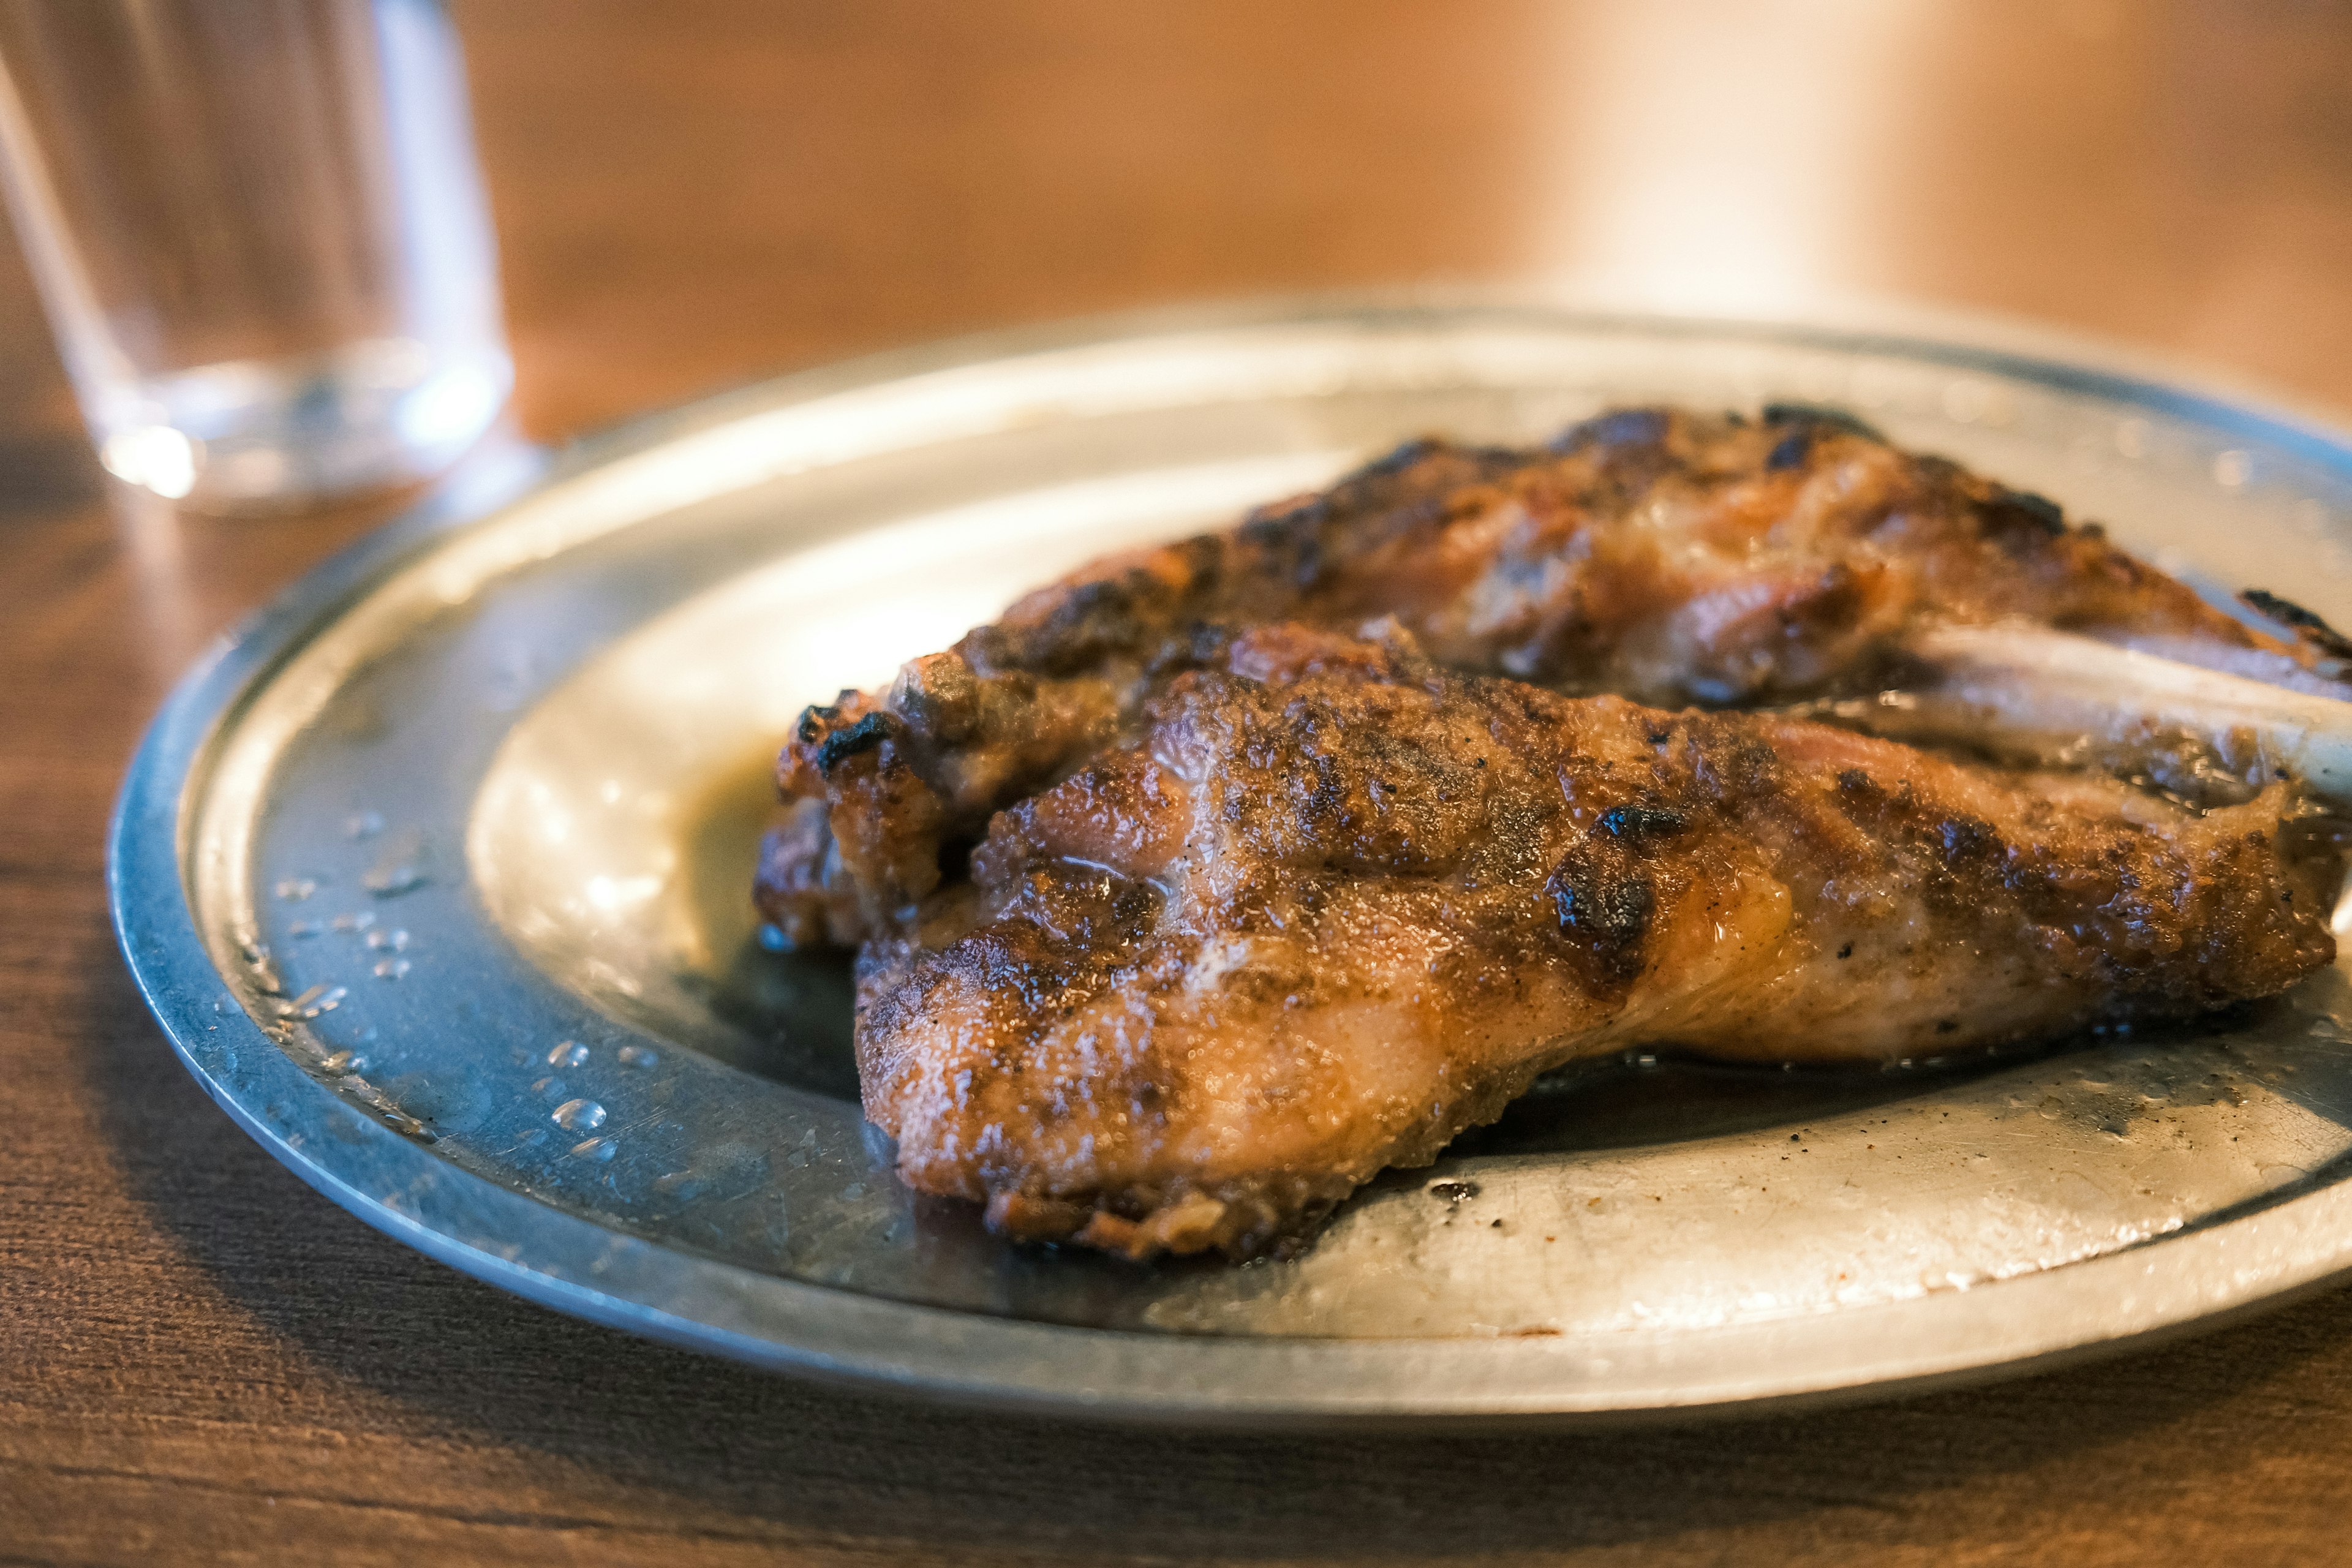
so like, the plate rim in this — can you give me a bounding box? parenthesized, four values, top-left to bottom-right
(109, 290, 2352, 1426)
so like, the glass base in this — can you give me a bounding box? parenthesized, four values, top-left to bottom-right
(92, 336, 511, 507)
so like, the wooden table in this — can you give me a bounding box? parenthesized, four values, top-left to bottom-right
(10, 4, 2352, 1561)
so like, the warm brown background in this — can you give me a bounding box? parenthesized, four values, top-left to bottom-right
(10, 2, 2352, 1562)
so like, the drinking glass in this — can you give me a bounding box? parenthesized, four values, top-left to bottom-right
(0, 0, 510, 508)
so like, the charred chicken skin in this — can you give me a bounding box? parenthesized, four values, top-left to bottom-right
(858, 624, 2339, 1258)
(763, 405, 2340, 948)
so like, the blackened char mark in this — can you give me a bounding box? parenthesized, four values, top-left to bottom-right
(795, 702, 840, 745)
(1994, 487, 2065, 533)
(1014, 546, 1221, 677)
(2242, 588, 2352, 662)
(816, 711, 895, 775)
(1978, 486, 2068, 549)
(1542, 799, 1693, 992)
(1238, 437, 1444, 544)
(1354, 435, 1444, 481)
(1545, 838, 1658, 993)
(1598, 803, 1688, 840)
(964, 533, 1231, 678)
(1235, 500, 1330, 594)
(1765, 429, 1812, 471)
(1553, 407, 1670, 453)
(1762, 402, 1886, 442)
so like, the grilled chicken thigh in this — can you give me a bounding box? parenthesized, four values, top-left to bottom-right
(764, 405, 2344, 946)
(857, 624, 2340, 1258)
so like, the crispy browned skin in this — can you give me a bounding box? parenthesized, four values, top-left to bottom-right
(763, 405, 2328, 946)
(857, 624, 2340, 1259)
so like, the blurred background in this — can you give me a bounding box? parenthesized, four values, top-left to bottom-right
(6, 0, 2350, 484)
(10, 6, 2352, 1559)
(440, 0, 2352, 429)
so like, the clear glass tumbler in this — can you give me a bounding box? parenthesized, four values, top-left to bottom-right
(0, 0, 510, 508)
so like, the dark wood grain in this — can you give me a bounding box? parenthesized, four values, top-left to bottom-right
(7, 2, 2352, 1562)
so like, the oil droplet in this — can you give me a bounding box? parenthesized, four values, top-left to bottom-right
(532, 1076, 564, 1096)
(274, 877, 318, 902)
(362, 827, 428, 898)
(1426, 1178, 1481, 1205)
(365, 927, 410, 951)
(288, 920, 323, 938)
(364, 863, 426, 897)
(552, 1098, 606, 1131)
(344, 810, 385, 840)
(617, 1044, 660, 1069)
(571, 1136, 618, 1163)
(548, 1040, 589, 1068)
(331, 910, 376, 933)
(372, 957, 411, 980)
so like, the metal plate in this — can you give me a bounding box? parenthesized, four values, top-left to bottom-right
(112, 296, 2352, 1423)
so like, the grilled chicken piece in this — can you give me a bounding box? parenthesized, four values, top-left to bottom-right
(765, 405, 2341, 946)
(858, 624, 2342, 1259)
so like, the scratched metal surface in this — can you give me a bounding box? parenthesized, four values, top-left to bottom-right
(115, 298, 2352, 1420)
